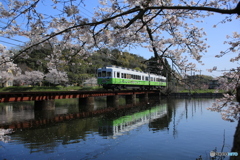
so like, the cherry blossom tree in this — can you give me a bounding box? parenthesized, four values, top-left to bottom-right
(13, 71, 44, 86)
(0, 71, 13, 86)
(25, 71, 44, 86)
(45, 69, 68, 85)
(14, 74, 26, 86)
(208, 94, 240, 122)
(0, 45, 20, 86)
(208, 68, 240, 122)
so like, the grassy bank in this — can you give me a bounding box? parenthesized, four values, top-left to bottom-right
(0, 86, 103, 92)
(178, 89, 224, 93)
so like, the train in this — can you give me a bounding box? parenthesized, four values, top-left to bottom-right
(97, 65, 167, 90)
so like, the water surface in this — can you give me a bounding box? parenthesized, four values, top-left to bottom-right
(0, 98, 237, 160)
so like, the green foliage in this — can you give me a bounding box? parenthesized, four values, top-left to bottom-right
(146, 56, 172, 81)
(180, 74, 215, 91)
(179, 89, 223, 93)
(184, 75, 214, 86)
(14, 48, 50, 73)
(92, 48, 147, 71)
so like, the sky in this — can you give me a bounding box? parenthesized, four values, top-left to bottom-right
(0, 0, 239, 77)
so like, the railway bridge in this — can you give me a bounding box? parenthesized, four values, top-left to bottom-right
(0, 90, 161, 110)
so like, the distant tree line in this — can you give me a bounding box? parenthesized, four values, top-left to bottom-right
(12, 47, 174, 86)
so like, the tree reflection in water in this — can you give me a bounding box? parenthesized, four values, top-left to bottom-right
(0, 98, 238, 160)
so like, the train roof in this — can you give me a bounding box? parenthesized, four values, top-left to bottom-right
(98, 65, 166, 79)
(98, 65, 144, 72)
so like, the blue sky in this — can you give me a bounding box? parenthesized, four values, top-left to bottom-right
(0, 0, 239, 77)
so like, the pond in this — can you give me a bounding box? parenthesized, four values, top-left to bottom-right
(0, 97, 238, 160)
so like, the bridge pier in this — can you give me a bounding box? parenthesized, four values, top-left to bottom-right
(139, 93, 148, 102)
(126, 94, 136, 105)
(148, 92, 161, 102)
(34, 110, 55, 119)
(34, 99, 55, 110)
(107, 95, 119, 107)
(79, 97, 95, 112)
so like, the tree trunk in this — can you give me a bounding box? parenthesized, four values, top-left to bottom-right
(236, 85, 240, 103)
(231, 118, 240, 160)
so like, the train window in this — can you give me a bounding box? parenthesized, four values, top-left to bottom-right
(102, 71, 106, 77)
(146, 76, 148, 81)
(142, 76, 144, 80)
(150, 77, 153, 81)
(107, 72, 111, 77)
(98, 72, 101, 77)
(126, 74, 131, 79)
(117, 72, 120, 78)
(121, 73, 126, 78)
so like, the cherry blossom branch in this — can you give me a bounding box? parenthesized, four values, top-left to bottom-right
(146, 4, 240, 15)
(3, 1, 237, 61)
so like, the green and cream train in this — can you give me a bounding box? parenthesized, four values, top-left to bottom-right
(97, 65, 167, 90)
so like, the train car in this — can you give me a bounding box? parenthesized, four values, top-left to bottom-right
(97, 65, 167, 90)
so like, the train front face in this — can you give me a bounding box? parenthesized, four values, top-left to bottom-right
(97, 68, 113, 89)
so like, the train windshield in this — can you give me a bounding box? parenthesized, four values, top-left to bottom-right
(102, 71, 106, 77)
(98, 70, 112, 77)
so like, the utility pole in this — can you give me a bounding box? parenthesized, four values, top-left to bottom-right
(190, 68, 192, 93)
(199, 70, 201, 89)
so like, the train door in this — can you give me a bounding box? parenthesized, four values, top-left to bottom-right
(106, 69, 112, 84)
(113, 70, 121, 84)
(113, 71, 117, 84)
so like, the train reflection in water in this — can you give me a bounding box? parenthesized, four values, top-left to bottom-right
(99, 104, 167, 138)
(0, 97, 169, 151)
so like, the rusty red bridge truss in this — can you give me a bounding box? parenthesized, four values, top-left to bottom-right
(0, 90, 159, 103)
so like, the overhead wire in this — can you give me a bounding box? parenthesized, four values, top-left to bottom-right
(79, 5, 95, 18)
(0, 20, 26, 47)
(0, 36, 26, 43)
(0, 40, 22, 46)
